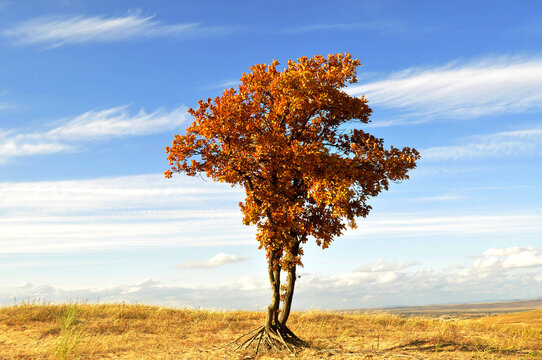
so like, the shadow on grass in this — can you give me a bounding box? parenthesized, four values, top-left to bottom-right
(385, 339, 529, 355)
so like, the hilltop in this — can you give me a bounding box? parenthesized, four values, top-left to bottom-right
(0, 303, 541, 359)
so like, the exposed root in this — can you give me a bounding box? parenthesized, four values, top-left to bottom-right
(222, 325, 308, 354)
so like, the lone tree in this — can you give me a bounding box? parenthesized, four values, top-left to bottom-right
(165, 53, 419, 351)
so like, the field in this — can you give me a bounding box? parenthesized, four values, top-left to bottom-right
(0, 302, 541, 359)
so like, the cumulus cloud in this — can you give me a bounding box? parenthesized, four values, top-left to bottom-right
(177, 253, 250, 269)
(3, 14, 232, 48)
(347, 56, 542, 124)
(422, 127, 542, 161)
(0, 105, 188, 163)
(474, 246, 542, 270)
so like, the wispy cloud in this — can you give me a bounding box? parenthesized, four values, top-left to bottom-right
(203, 79, 239, 90)
(349, 213, 542, 238)
(47, 106, 188, 139)
(281, 20, 403, 35)
(177, 253, 250, 269)
(0, 90, 12, 112)
(0, 105, 188, 162)
(423, 127, 542, 161)
(0, 140, 73, 159)
(0, 173, 248, 253)
(348, 56, 542, 124)
(3, 14, 231, 48)
(354, 258, 419, 273)
(0, 173, 539, 253)
(410, 194, 465, 202)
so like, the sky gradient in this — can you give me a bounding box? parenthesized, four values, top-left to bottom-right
(0, 0, 541, 310)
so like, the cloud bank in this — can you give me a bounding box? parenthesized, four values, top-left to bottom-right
(3, 247, 541, 309)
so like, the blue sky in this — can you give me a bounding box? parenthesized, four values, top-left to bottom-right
(0, 0, 541, 309)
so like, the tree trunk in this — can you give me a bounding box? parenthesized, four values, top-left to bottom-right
(278, 237, 300, 326)
(278, 263, 296, 326)
(265, 251, 281, 330)
(230, 247, 307, 352)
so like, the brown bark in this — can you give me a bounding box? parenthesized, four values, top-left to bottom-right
(279, 237, 301, 326)
(265, 251, 281, 330)
(228, 246, 307, 353)
(278, 264, 296, 326)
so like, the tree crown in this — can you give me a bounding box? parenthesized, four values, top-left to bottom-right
(165, 53, 420, 267)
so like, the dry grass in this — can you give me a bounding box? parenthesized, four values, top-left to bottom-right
(0, 303, 541, 359)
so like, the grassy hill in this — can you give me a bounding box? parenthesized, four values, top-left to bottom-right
(0, 303, 541, 359)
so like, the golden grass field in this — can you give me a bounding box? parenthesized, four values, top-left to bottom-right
(0, 303, 541, 359)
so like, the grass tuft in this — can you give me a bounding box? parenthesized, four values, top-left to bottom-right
(51, 303, 85, 360)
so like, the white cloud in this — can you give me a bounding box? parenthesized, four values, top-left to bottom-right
(347, 56, 542, 124)
(349, 214, 542, 238)
(3, 14, 231, 48)
(2, 246, 541, 309)
(0, 173, 240, 214)
(47, 106, 188, 139)
(376, 271, 399, 284)
(474, 246, 542, 270)
(281, 21, 403, 34)
(204, 79, 239, 90)
(502, 250, 542, 268)
(177, 253, 250, 269)
(0, 105, 188, 162)
(422, 127, 542, 161)
(0, 140, 73, 157)
(483, 247, 524, 257)
(0, 173, 250, 253)
(1, 279, 268, 309)
(297, 247, 542, 307)
(411, 194, 465, 202)
(0, 174, 540, 253)
(354, 258, 418, 272)
(0, 91, 12, 111)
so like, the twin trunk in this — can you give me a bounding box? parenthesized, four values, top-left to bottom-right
(265, 242, 299, 330)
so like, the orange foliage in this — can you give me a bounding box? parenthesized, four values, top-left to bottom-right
(165, 53, 419, 268)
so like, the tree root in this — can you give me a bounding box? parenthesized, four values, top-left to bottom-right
(220, 325, 308, 354)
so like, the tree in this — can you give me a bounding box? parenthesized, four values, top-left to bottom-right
(165, 53, 420, 351)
